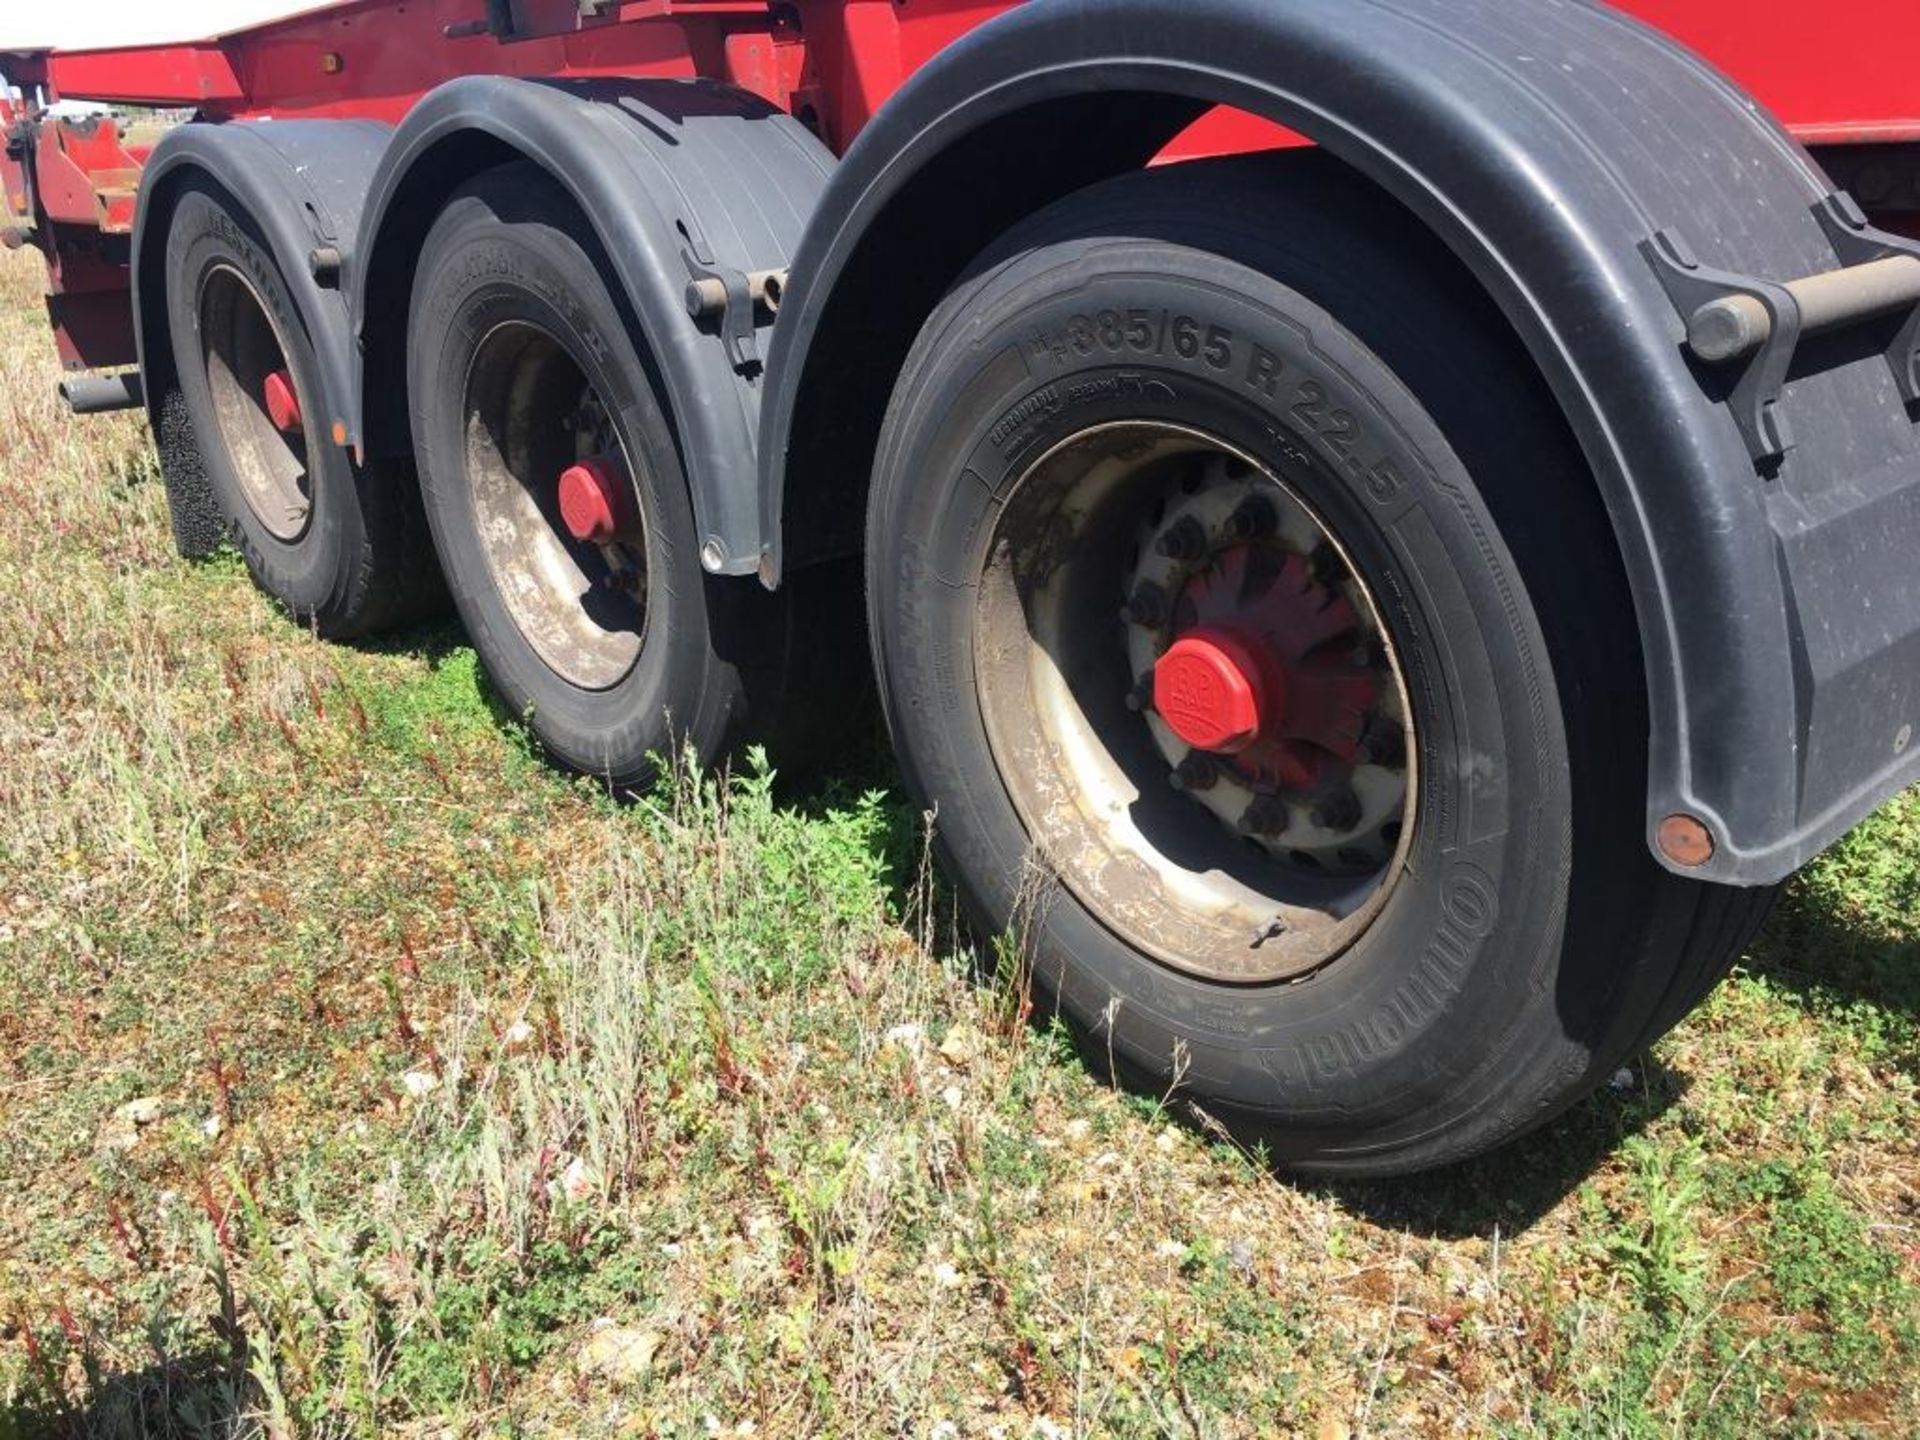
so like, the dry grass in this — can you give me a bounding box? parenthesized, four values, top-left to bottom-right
(0, 244, 1916, 1439)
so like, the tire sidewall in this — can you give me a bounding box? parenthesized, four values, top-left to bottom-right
(872, 246, 1575, 1153)
(406, 182, 721, 783)
(165, 187, 363, 621)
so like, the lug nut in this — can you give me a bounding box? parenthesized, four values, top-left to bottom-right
(1307, 541, 1341, 586)
(1169, 753, 1219, 792)
(1225, 495, 1277, 540)
(1123, 580, 1168, 628)
(1241, 795, 1291, 837)
(1358, 713, 1406, 768)
(1155, 515, 1208, 561)
(1311, 786, 1363, 832)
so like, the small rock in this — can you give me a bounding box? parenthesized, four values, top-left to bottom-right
(558, 1155, 595, 1203)
(937, 1023, 979, 1068)
(400, 1069, 438, 1099)
(201, 1114, 223, 1139)
(501, 1018, 536, 1055)
(940, 1085, 964, 1111)
(577, 1326, 661, 1388)
(881, 1022, 925, 1054)
(120, 1096, 164, 1127)
(1153, 1238, 1187, 1261)
(1062, 1117, 1092, 1143)
(1228, 1239, 1257, 1275)
(1608, 1066, 1637, 1094)
(932, 1261, 964, 1289)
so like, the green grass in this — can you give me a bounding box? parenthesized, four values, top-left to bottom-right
(0, 246, 1916, 1438)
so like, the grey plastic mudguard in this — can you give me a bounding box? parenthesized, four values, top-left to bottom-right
(348, 76, 834, 578)
(755, 0, 1920, 886)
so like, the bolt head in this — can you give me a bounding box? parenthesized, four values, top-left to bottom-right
(1124, 581, 1168, 629)
(1155, 515, 1208, 561)
(1241, 797, 1290, 837)
(1170, 754, 1218, 792)
(1311, 786, 1362, 833)
(1225, 495, 1277, 540)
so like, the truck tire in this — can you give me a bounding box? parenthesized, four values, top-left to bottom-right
(165, 179, 442, 637)
(866, 154, 1776, 1176)
(406, 163, 812, 787)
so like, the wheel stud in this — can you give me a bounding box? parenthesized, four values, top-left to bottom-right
(1155, 514, 1208, 561)
(1123, 674, 1153, 712)
(1242, 795, 1290, 836)
(1169, 753, 1218, 792)
(1123, 580, 1168, 628)
(1225, 495, 1276, 540)
(1307, 541, 1340, 585)
(1312, 786, 1363, 832)
(1358, 713, 1406, 768)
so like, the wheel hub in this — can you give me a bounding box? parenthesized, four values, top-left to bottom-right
(195, 263, 311, 542)
(460, 322, 646, 691)
(972, 422, 1416, 984)
(1126, 468, 1402, 874)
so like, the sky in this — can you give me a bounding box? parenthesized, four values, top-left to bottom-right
(0, 1, 330, 53)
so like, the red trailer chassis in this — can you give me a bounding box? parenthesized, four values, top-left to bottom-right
(7, 1, 1920, 373)
(4, 0, 1920, 1173)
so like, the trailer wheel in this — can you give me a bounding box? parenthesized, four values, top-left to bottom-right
(867, 155, 1776, 1176)
(165, 180, 441, 637)
(405, 164, 793, 786)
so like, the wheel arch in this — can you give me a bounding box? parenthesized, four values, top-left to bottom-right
(758, 0, 1888, 885)
(130, 118, 391, 555)
(348, 76, 834, 577)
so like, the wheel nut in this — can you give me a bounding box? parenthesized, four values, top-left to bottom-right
(1358, 713, 1406, 768)
(1155, 515, 1208, 561)
(1225, 495, 1277, 540)
(1311, 786, 1362, 832)
(1169, 753, 1218, 792)
(1307, 541, 1341, 585)
(1241, 795, 1290, 836)
(1123, 580, 1168, 628)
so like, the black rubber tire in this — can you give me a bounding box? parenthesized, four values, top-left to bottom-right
(165, 179, 442, 638)
(406, 163, 835, 788)
(867, 153, 1777, 1177)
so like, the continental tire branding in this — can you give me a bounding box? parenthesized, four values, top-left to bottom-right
(988, 385, 1061, 447)
(1268, 863, 1499, 1089)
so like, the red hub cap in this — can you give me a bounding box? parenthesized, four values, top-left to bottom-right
(1158, 545, 1378, 790)
(1153, 627, 1277, 754)
(556, 456, 626, 543)
(262, 369, 302, 432)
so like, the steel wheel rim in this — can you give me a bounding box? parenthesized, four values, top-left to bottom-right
(461, 320, 647, 692)
(972, 421, 1417, 984)
(196, 262, 312, 542)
